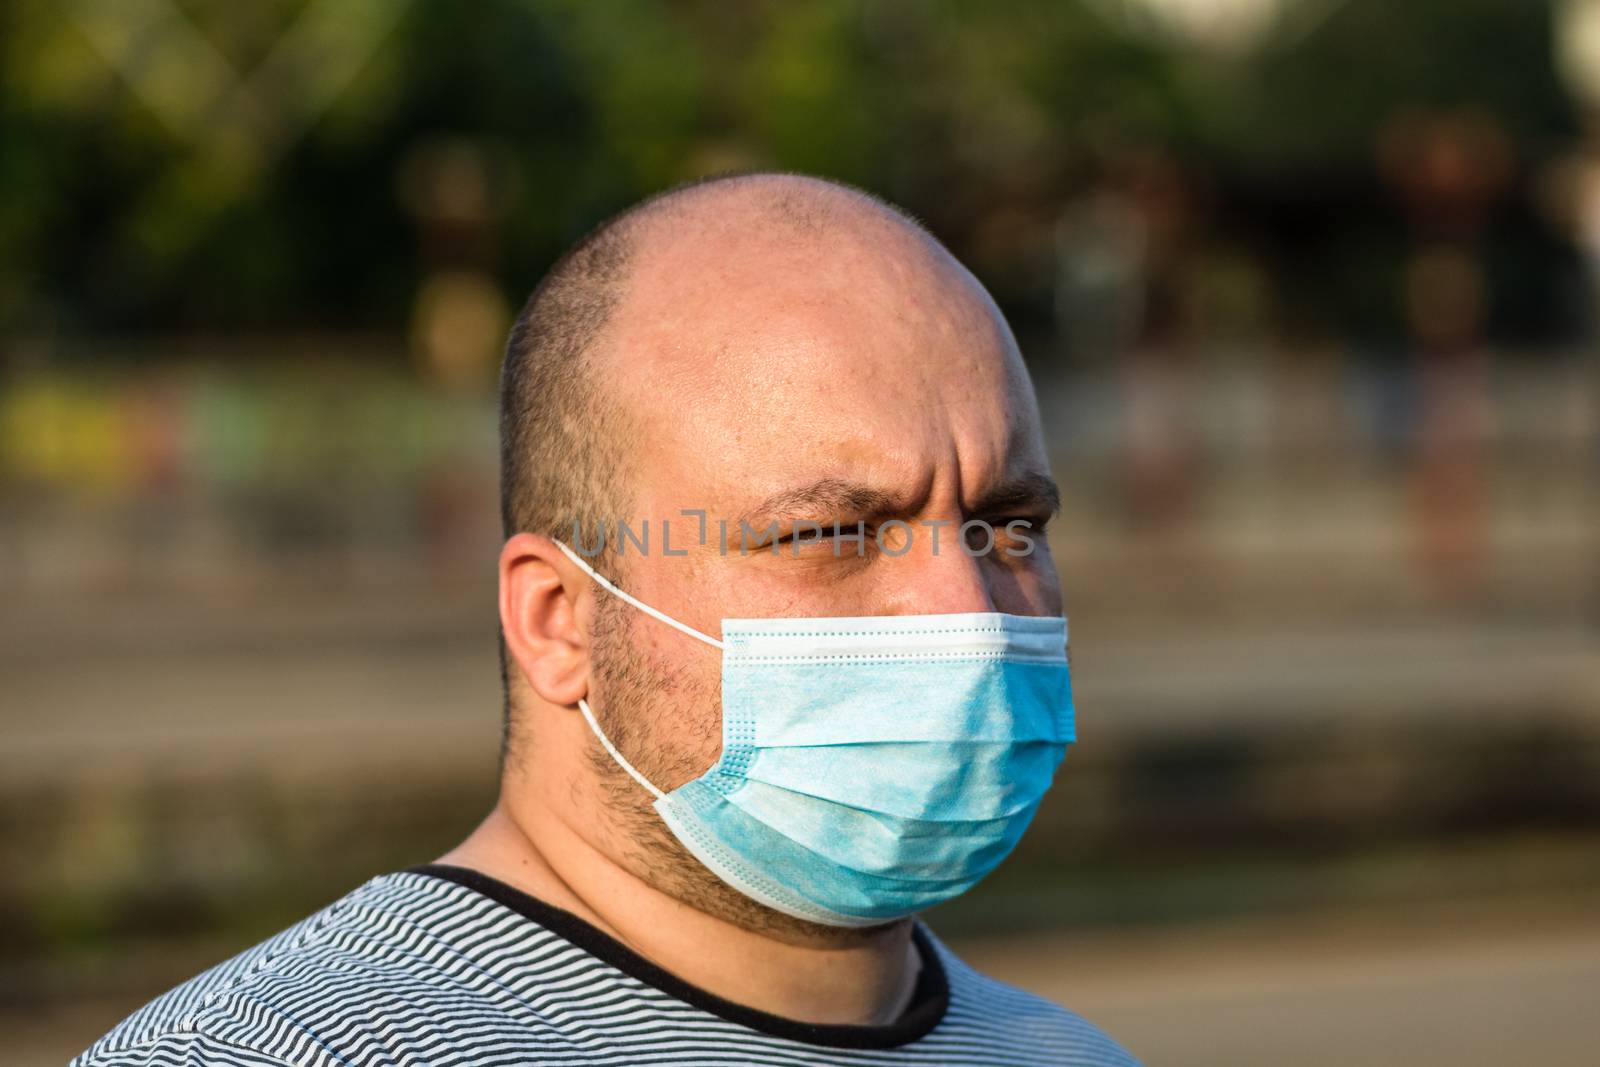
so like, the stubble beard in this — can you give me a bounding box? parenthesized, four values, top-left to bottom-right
(586, 591, 896, 947)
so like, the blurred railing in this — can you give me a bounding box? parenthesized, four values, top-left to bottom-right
(2, 341, 1595, 601)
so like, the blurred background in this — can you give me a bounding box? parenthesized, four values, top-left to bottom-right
(2, 1, 1598, 1063)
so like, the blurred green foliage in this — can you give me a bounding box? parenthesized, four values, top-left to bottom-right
(0, 0, 1585, 345)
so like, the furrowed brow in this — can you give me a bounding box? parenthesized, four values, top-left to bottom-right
(735, 478, 905, 530)
(970, 472, 1061, 519)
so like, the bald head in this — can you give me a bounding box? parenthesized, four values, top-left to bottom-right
(498, 173, 1054, 754)
(498, 174, 937, 545)
(498, 174, 952, 740)
(495, 174, 1061, 938)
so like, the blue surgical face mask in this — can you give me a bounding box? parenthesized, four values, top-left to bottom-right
(554, 540, 1075, 927)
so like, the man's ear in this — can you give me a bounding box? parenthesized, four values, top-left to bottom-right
(499, 533, 590, 708)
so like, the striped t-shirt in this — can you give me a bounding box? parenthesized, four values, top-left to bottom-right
(73, 864, 1140, 1066)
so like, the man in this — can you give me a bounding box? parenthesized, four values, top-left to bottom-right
(75, 173, 1139, 1065)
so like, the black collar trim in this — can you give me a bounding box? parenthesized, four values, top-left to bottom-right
(404, 863, 949, 1050)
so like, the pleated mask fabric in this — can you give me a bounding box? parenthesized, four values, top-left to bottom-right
(555, 540, 1075, 927)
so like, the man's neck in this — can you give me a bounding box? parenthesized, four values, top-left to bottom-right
(437, 800, 920, 1027)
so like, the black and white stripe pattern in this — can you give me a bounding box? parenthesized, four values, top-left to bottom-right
(73, 867, 1139, 1066)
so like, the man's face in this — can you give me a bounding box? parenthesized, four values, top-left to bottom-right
(575, 199, 1062, 939)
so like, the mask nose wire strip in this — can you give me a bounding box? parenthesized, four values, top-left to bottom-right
(552, 539, 725, 650)
(578, 697, 665, 800)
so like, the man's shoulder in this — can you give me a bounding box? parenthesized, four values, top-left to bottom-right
(928, 933, 1142, 1066)
(74, 873, 1143, 1067)
(71, 872, 472, 1067)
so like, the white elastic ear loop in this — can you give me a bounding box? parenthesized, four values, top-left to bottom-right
(553, 538, 719, 800)
(552, 539, 723, 650)
(578, 697, 664, 800)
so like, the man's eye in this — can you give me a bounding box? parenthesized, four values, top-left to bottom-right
(983, 516, 1050, 556)
(779, 523, 841, 545)
(773, 523, 874, 557)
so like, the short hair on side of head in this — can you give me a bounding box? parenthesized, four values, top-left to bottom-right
(500, 223, 630, 544)
(495, 170, 935, 756)
(497, 210, 634, 759)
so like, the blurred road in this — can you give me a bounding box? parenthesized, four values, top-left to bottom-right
(3, 581, 1597, 785)
(3, 539, 1597, 1066)
(12, 894, 1599, 1066)
(954, 895, 1600, 1067)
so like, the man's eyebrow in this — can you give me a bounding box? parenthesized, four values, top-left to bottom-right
(733, 472, 1060, 530)
(735, 478, 904, 529)
(971, 472, 1061, 519)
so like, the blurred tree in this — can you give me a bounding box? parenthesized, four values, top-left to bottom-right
(0, 0, 1585, 353)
